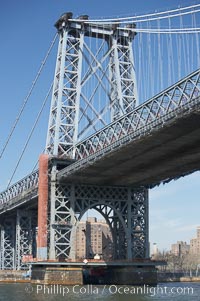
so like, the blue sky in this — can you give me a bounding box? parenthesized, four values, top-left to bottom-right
(0, 0, 200, 252)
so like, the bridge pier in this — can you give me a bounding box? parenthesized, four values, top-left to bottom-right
(0, 160, 150, 276)
(47, 164, 149, 261)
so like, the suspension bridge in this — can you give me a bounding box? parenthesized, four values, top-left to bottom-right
(0, 4, 200, 284)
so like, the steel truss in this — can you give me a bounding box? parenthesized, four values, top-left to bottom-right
(0, 210, 37, 270)
(49, 182, 149, 260)
(16, 210, 37, 270)
(45, 13, 138, 158)
(73, 68, 200, 161)
(0, 219, 15, 269)
(0, 170, 38, 205)
(109, 25, 138, 121)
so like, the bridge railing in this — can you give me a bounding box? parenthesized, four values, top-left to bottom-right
(74, 68, 200, 160)
(0, 170, 39, 205)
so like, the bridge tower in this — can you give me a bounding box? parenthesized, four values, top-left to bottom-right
(45, 12, 138, 158)
(36, 12, 149, 263)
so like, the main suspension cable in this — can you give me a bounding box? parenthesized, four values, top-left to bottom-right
(117, 27, 200, 34)
(7, 82, 53, 188)
(0, 33, 58, 161)
(70, 3, 200, 23)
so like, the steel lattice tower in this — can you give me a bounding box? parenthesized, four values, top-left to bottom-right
(39, 13, 149, 263)
(45, 13, 138, 159)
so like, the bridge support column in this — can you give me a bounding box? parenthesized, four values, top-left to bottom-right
(49, 163, 56, 260)
(111, 188, 149, 259)
(49, 180, 77, 261)
(16, 210, 36, 270)
(112, 213, 126, 259)
(37, 154, 49, 261)
(0, 218, 15, 269)
(127, 189, 149, 259)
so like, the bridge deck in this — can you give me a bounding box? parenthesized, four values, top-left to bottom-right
(58, 101, 200, 187)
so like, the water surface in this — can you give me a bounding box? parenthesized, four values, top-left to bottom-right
(0, 282, 199, 301)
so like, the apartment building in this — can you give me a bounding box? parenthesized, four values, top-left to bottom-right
(76, 217, 113, 260)
(190, 226, 200, 255)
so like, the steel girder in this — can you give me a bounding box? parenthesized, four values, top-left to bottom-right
(49, 182, 149, 261)
(45, 16, 137, 158)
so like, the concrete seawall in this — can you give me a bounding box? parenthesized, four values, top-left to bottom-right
(0, 270, 30, 283)
(180, 277, 200, 282)
(158, 272, 200, 283)
(1, 268, 199, 284)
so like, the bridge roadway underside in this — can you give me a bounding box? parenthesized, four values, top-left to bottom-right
(58, 110, 200, 187)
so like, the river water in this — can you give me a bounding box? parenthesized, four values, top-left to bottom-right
(0, 282, 199, 301)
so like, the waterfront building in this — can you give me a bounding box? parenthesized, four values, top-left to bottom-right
(190, 226, 200, 255)
(151, 243, 159, 258)
(171, 241, 190, 256)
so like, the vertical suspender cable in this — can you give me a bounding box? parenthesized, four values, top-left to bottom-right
(147, 20, 153, 98)
(193, 11, 200, 68)
(138, 22, 142, 101)
(191, 12, 194, 71)
(168, 16, 172, 86)
(177, 14, 181, 80)
(180, 14, 186, 77)
(157, 19, 163, 91)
